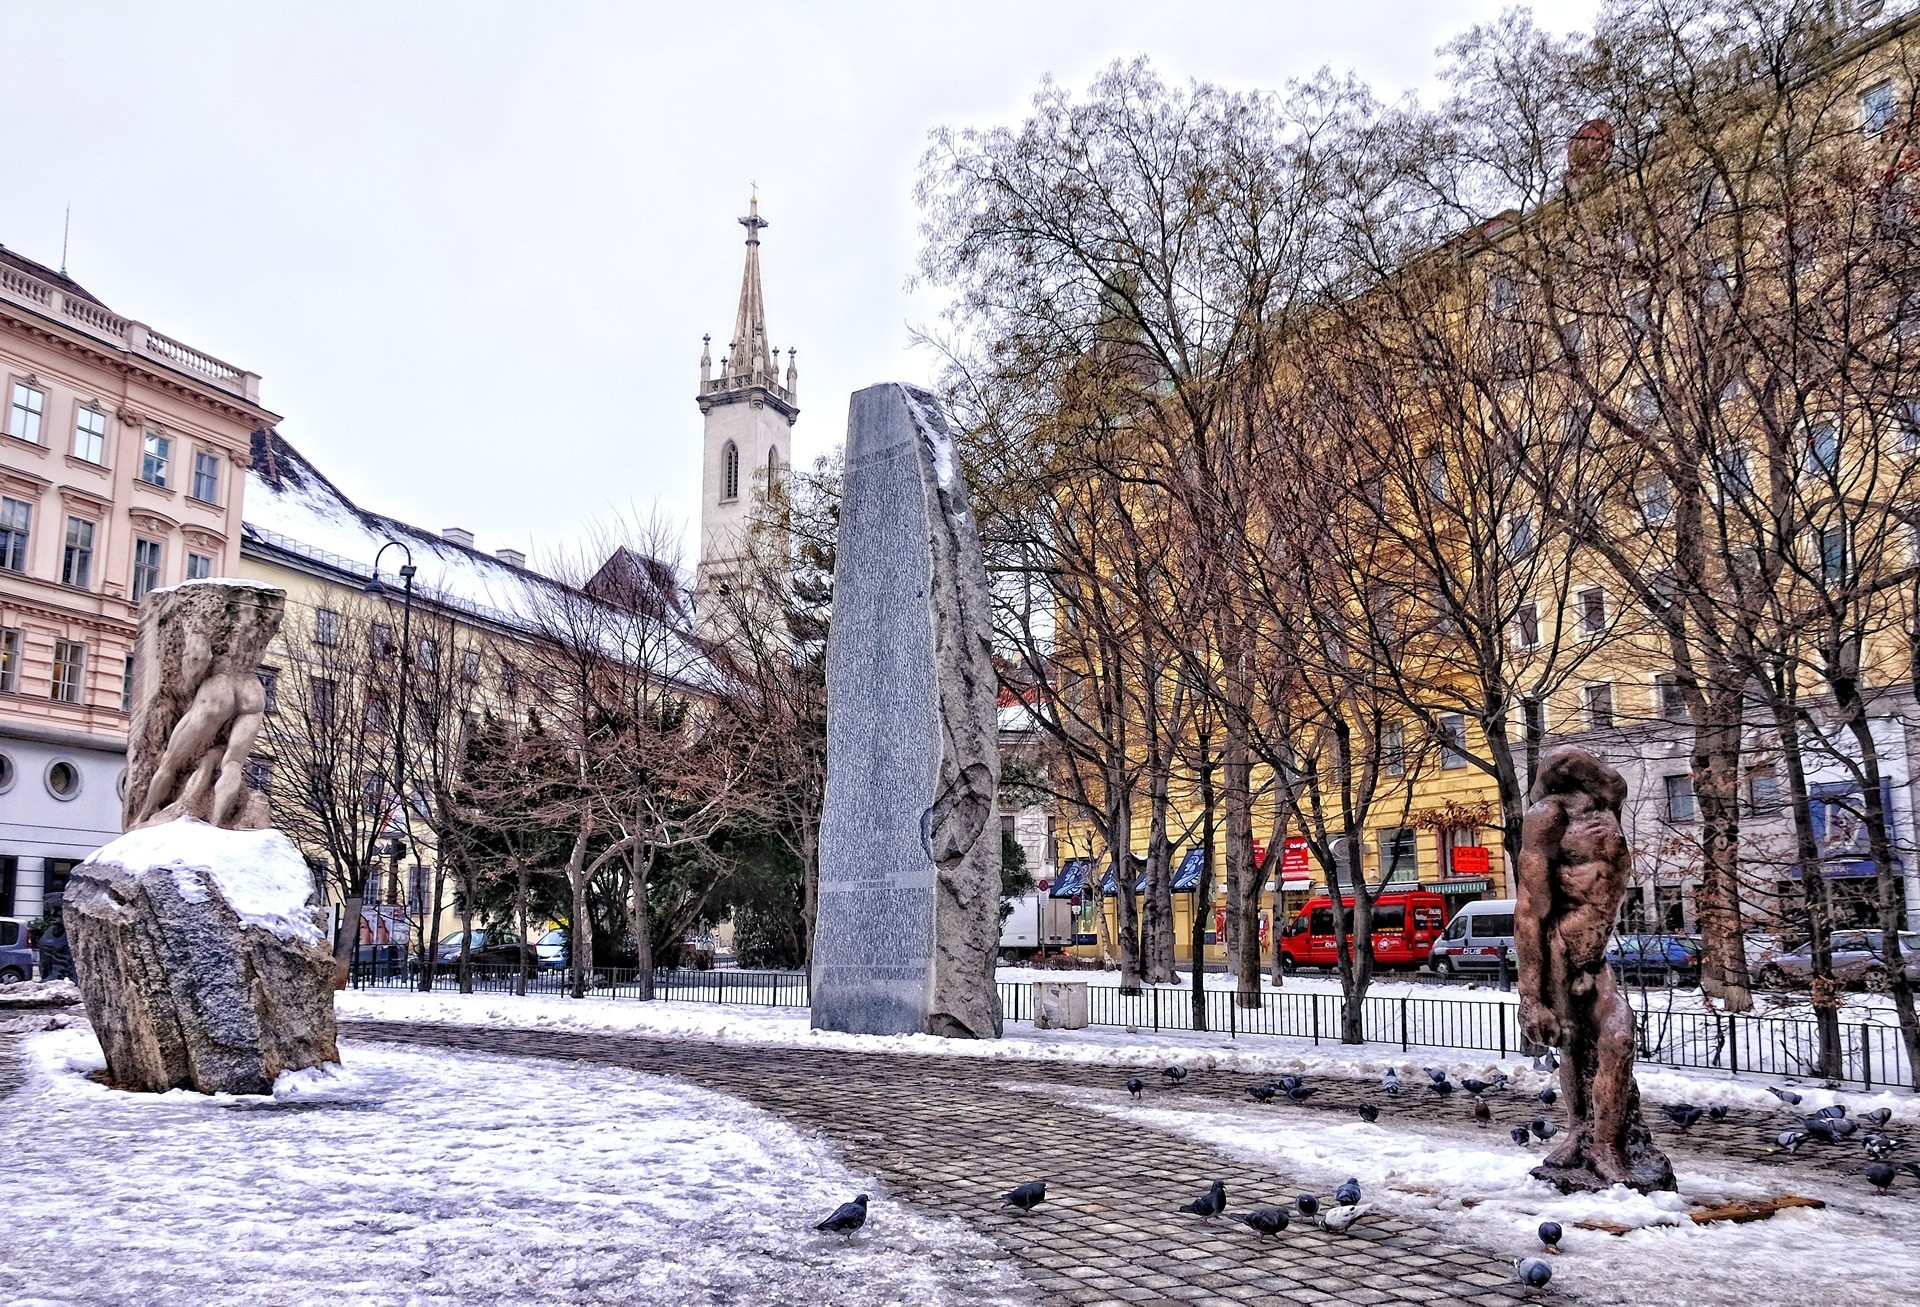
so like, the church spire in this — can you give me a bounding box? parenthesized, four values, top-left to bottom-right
(728, 194, 773, 384)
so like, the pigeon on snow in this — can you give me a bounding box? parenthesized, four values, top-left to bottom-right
(1510, 1124, 1534, 1147)
(1661, 1104, 1706, 1131)
(817, 1194, 869, 1240)
(1537, 1087, 1558, 1108)
(1164, 1065, 1189, 1086)
(1333, 1178, 1362, 1207)
(1127, 1076, 1145, 1100)
(1767, 1086, 1804, 1106)
(1515, 1257, 1554, 1290)
(1247, 1083, 1278, 1104)
(1538, 1221, 1562, 1253)
(1357, 1103, 1380, 1123)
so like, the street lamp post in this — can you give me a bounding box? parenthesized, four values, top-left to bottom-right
(366, 541, 416, 986)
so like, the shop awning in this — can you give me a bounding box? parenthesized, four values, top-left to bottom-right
(1436, 877, 1492, 894)
(1172, 849, 1204, 892)
(1788, 858, 1898, 880)
(1097, 856, 1152, 896)
(1050, 858, 1092, 898)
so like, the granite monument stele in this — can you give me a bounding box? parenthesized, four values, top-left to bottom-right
(812, 383, 1004, 1039)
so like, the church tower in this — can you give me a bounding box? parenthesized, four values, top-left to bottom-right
(696, 195, 798, 608)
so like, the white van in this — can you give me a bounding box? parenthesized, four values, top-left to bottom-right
(1428, 898, 1517, 976)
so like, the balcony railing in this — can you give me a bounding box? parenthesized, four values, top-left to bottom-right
(0, 261, 260, 403)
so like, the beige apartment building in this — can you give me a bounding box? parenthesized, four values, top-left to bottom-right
(0, 244, 275, 924)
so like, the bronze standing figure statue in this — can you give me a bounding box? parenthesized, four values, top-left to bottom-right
(1515, 746, 1676, 1194)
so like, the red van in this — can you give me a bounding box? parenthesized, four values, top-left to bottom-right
(1277, 890, 1448, 972)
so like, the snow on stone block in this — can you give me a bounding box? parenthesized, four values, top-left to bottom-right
(65, 817, 338, 1095)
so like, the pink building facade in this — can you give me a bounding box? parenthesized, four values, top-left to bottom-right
(0, 245, 275, 927)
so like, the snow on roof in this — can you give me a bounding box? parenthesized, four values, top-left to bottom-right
(86, 818, 325, 946)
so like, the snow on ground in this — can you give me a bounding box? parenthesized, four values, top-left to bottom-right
(335, 987, 1914, 1116)
(1, 1027, 1028, 1307)
(1042, 1080, 1920, 1307)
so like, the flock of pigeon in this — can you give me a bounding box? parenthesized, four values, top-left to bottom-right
(815, 1059, 1914, 1298)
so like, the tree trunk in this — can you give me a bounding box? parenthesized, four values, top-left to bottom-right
(568, 834, 591, 1000)
(457, 898, 474, 995)
(1692, 699, 1753, 1011)
(1142, 760, 1177, 984)
(514, 863, 529, 998)
(1770, 694, 1842, 1078)
(632, 847, 656, 1001)
(800, 821, 820, 967)
(1225, 712, 1260, 1006)
(1193, 750, 1215, 1032)
(1268, 811, 1288, 987)
(419, 855, 446, 993)
(332, 892, 364, 991)
(1108, 771, 1143, 993)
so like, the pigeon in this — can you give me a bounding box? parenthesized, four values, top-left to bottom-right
(1429, 1077, 1456, 1096)
(1537, 1087, 1558, 1108)
(1776, 1130, 1811, 1154)
(1768, 1086, 1804, 1106)
(1867, 1162, 1897, 1191)
(1814, 1104, 1848, 1120)
(1127, 1076, 1145, 1100)
(1707, 1105, 1729, 1121)
(1538, 1220, 1563, 1253)
(1247, 1083, 1278, 1104)
(1233, 1206, 1291, 1236)
(1516, 1256, 1554, 1291)
(1295, 1193, 1321, 1217)
(1358, 1103, 1380, 1123)
(1798, 1117, 1840, 1145)
(1424, 1066, 1450, 1083)
(1472, 1100, 1493, 1126)
(1277, 1074, 1306, 1092)
(1381, 1072, 1404, 1096)
(1004, 1180, 1047, 1214)
(1533, 1049, 1560, 1072)
(1287, 1085, 1320, 1102)
(1831, 1119, 1861, 1139)
(1316, 1202, 1374, 1234)
(1334, 1177, 1362, 1207)
(1164, 1065, 1189, 1086)
(1662, 1104, 1706, 1131)
(1902, 1162, 1920, 1181)
(1179, 1180, 1226, 1219)
(1531, 1118, 1560, 1141)
(1860, 1107, 1894, 1128)
(1864, 1134, 1903, 1161)
(1511, 1124, 1534, 1147)
(817, 1194, 869, 1240)
(1462, 1077, 1503, 1095)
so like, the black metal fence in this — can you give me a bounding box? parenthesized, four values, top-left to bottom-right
(353, 964, 1914, 1092)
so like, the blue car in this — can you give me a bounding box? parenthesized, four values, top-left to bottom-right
(1607, 933, 1703, 985)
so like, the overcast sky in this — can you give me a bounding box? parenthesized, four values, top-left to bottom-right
(0, 1, 1597, 572)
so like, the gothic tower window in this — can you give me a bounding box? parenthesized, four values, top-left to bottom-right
(723, 441, 740, 501)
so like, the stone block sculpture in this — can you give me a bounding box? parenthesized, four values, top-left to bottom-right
(812, 383, 1004, 1038)
(1516, 746, 1676, 1194)
(65, 580, 340, 1094)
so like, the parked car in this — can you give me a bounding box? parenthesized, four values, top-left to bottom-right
(1278, 890, 1448, 972)
(1606, 933, 1703, 985)
(678, 934, 717, 970)
(1427, 899, 1517, 976)
(414, 929, 531, 975)
(1760, 930, 1920, 991)
(0, 918, 35, 984)
(536, 928, 569, 970)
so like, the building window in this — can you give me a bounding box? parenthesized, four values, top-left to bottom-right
(191, 450, 221, 503)
(61, 518, 94, 589)
(1378, 828, 1419, 882)
(1802, 419, 1840, 479)
(416, 637, 437, 671)
(461, 648, 481, 684)
(186, 552, 212, 580)
(243, 756, 272, 793)
(72, 406, 107, 463)
(1653, 884, 1685, 932)
(258, 669, 279, 714)
(132, 537, 164, 600)
(1663, 774, 1696, 822)
(1817, 525, 1848, 588)
(1619, 885, 1647, 931)
(8, 382, 44, 443)
(1513, 601, 1541, 649)
(1584, 682, 1615, 730)
(1658, 673, 1690, 722)
(1506, 514, 1534, 560)
(122, 654, 135, 712)
(0, 627, 20, 693)
(310, 675, 337, 722)
(140, 433, 171, 487)
(365, 695, 391, 734)
(1382, 723, 1405, 777)
(500, 658, 520, 697)
(315, 607, 341, 646)
(1638, 476, 1671, 524)
(722, 441, 740, 501)
(370, 622, 394, 656)
(1863, 79, 1899, 135)
(1423, 452, 1449, 501)
(1578, 587, 1605, 636)
(51, 639, 85, 703)
(1717, 443, 1754, 494)
(0, 497, 28, 572)
(1748, 766, 1783, 813)
(46, 759, 80, 799)
(1631, 383, 1659, 423)
(1438, 713, 1467, 769)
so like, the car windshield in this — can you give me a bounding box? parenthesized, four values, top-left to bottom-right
(539, 930, 566, 947)
(439, 930, 485, 949)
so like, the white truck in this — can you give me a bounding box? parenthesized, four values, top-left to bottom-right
(998, 893, 1074, 960)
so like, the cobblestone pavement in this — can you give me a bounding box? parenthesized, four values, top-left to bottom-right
(346, 1019, 1552, 1307)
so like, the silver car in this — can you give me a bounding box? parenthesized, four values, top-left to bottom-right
(1762, 930, 1920, 991)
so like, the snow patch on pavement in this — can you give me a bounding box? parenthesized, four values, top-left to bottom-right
(1, 1026, 1028, 1307)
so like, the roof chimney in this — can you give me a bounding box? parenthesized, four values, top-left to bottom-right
(442, 527, 475, 549)
(1566, 118, 1614, 187)
(496, 547, 527, 568)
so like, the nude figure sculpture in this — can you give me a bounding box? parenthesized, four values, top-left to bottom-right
(1515, 746, 1676, 1194)
(123, 580, 286, 832)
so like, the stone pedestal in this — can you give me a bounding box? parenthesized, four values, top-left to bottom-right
(812, 383, 1004, 1039)
(1033, 982, 1090, 1030)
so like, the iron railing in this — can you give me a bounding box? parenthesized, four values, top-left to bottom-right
(352, 965, 1914, 1092)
